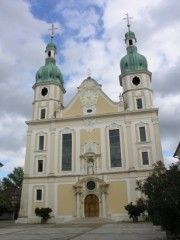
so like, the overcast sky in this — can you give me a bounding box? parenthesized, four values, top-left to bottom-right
(0, 0, 179, 178)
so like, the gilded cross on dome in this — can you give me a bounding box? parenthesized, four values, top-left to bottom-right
(48, 24, 58, 41)
(123, 13, 133, 31)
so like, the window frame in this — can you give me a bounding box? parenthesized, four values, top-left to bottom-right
(109, 129, 122, 168)
(39, 136, 44, 150)
(61, 133, 72, 171)
(36, 189, 42, 201)
(142, 151, 149, 165)
(37, 159, 43, 173)
(40, 108, 46, 119)
(139, 126, 146, 142)
(136, 98, 143, 109)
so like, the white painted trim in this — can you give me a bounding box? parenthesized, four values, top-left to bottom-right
(76, 127, 80, 173)
(100, 125, 106, 171)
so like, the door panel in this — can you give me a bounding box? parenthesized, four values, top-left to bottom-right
(85, 194, 99, 217)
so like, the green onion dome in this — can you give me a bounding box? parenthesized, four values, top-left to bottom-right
(36, 64, 64, 84)
(120, 30, 148, 73)
(35, 42, 64, 85)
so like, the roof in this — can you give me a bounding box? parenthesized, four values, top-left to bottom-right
(120, 51, 148, 73)
(36, 63, 64, 85)
(35, 42, 64, 85)
(125, 30, 136, 39)
(120, 29, 148, 74)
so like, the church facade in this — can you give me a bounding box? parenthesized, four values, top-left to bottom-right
(18, 26, 163, 223)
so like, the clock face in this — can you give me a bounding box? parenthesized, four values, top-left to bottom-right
(80, 89, 98, 106)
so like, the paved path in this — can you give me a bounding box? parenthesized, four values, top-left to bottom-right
(0, 221, 166, 240)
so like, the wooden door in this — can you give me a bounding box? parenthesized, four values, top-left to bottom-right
(85, 194, 99, 217)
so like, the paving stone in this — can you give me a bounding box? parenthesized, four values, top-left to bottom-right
(0, 221, 166, 240)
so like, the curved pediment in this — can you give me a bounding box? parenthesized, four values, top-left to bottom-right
(74, 176, 108, 188)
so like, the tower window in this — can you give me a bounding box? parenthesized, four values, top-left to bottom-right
(41, 87, 48, 96)
(62, 133, 72, 171)
(129, 39, 133, 45)
(40, 109, 46, 119)
(39, 136, 44, 150)
(139, 127, 146, 142)
(36, 189, 42, 201)
(136, 98, 143, 109)
(109, 129, 122, 167)
(132, 76, 140, 86)
(37, 160, 43, 172)
(142, 152, 149, 165)
(48, 51, 51, 57)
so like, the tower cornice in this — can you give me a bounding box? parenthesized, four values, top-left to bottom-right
(119, 69, 152, 86)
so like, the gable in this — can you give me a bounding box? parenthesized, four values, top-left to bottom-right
(63, 77, 119, 118)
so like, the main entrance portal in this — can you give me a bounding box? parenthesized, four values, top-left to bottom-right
(84, 194, 99, 217)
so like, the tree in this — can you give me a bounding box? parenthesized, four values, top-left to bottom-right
(0, 198, 14, 216)
(0, 167, 24, 219)
(136, 161, 180, 238)
(2, 167, 24, 189)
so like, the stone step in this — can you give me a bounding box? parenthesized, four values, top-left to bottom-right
(65, 217, 115, 224)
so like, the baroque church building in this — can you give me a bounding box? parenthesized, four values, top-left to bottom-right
(18, 24, 163, 223)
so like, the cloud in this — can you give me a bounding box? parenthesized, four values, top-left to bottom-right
(0, 0, 50, 175)
(0, 0, 179, 178)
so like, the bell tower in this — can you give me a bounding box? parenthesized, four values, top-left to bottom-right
(119, 16, 153, 111)
(32, 25, 65, 120)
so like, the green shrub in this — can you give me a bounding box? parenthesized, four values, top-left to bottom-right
(125, 200, 146, 222)
(35, 207, 52, 222)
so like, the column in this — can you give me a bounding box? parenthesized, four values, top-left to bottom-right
(74, 186, 82, 218)
(49, 128, 56, 175)
(102, 191, 106, 217)
(76, 192, 80, 218)
(101, 184, 108, 218)
(125, 120, 134, 169)
(152, 117, 163, 161)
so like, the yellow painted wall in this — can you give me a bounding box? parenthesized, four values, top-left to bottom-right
(96, 95, 118, 113)
(32, 186, 46, 216)
(80, 128, 100, 151)
(64, 93, 118, 118)
(107, 181, 128, 214)
(64, 98, 82, 117)
(58, 184, 75, 215)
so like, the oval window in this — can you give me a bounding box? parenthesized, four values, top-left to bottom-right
(86, 181, 96, 190)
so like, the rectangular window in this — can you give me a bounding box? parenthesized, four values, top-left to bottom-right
(109, 129, 122, 167)
(39, 136, 44, 150)
(36, 189, 42, 201)
(136, 98, 143, 109)
(62, 133, 72, 171)
(38, 160, 43, 172)
(40, 109, 46, 119)
(139, 127, 146, 142)
(142, 152, 149, 165)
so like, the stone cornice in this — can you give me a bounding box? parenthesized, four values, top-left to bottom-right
(26, 108, 159, 125)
